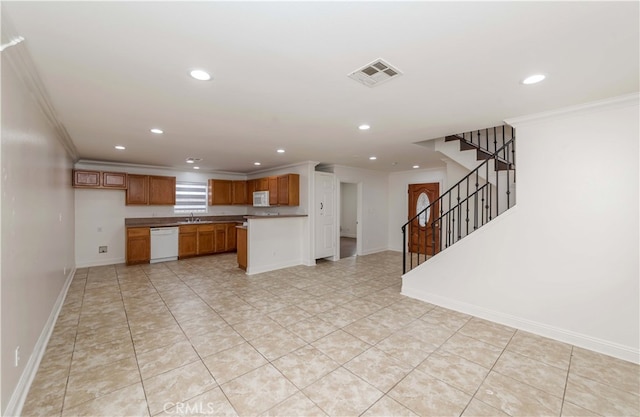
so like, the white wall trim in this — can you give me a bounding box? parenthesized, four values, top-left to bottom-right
(360, 246, 389, 256)
(3, 268, 76, 417)
(246, 259, 303, 275)
(76, 257, 126, 268)
(1, 14, 79, 161)
(506, 93, 639, 127)
(401, 286, 639, 364)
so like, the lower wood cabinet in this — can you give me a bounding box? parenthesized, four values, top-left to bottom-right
(179, 223, 238, 258)
(178, 225, 197, 258)
(236, 227, 247, 270)
(226, 223, 237, 251)
(197, 224, 216, 255)
(126, 227, 150, 265)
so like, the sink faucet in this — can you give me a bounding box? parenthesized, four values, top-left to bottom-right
(190, 212, 194, 222)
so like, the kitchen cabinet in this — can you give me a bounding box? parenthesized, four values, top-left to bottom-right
(254, 177, 268, 192)
(126, 175, 175, 205)
(268, 176, 278, 206)
(232, 181, 248, 205)
(197, 224, 215, 255)
(102, 172, 127, 189)
(237, 227, 247, 271)
(126, 227, 150, 265)
(178, 225, 197, 258)
(277, 174, 299, 206)
(245, 174, 299, 206)
(225, 223, 237, 251)
(208, 179, 232, 205)
(246, 180, 256, 203)
(178, 223, 237, 258)
(214, 224, 227, 252)
(73, 170, 101, 187)
(149, 175, 176, 205)
(126, 175, 149, 205)
(73, 170, 127, 189)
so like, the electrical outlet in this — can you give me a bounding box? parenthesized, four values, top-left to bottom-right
(98, 246, 108, 253)
(14, 346, 20, 367)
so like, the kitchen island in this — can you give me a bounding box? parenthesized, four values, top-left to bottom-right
(239, 214, 308, 275)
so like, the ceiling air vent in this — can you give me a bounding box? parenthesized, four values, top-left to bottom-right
(348, 58, 403, 88)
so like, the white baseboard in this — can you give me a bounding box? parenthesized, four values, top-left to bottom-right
(401, 286, 640, 365)
(246, 259, 303, 275)
(4, 267, 76, 417)
(360, 247, 388, 256)
(76, 256, 125, 268)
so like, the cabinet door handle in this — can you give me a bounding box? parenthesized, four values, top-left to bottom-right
(320, 202, 323, 210)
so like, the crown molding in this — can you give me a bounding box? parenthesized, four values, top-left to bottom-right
(1, 11, 79, 161)
(505, 93, 639, 128)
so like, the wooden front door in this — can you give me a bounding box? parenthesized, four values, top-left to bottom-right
(408, 183, 440, 255)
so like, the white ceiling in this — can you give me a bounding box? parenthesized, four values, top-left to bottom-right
(3, 1, 638, 174)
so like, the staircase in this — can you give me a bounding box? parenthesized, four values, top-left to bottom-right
(402, 125, 516, 274)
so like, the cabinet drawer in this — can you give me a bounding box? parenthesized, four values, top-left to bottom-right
(179, 225, 198, 234)
(197, 224, 215, 232)
(127, 227, 150, 237)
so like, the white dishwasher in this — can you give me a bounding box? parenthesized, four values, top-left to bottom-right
(150, 227, 179, 263)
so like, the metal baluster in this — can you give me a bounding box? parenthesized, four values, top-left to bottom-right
(506, 162, 511, 209)
(402, 225, 407, 274)
(485, 128, 489, 152)
(496, 154, 500, 218)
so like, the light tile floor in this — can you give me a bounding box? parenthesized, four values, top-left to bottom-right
(22, 252, 639, 416)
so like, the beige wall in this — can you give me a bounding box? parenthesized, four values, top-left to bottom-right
(1, 39, 76, 412)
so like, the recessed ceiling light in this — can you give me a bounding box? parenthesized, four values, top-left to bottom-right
(522, 74, 546, 85)
(369, 156, 377, 160)
(193, 166, 200, 170)
(254, 162, 261, 166)
(115, 145, 125, 150)
(359, 124, 371, 130)
(277, 149, 285, 154)
(150, 128, 163, 134)
(186, 160, 194, 164)
(413, 165, 420, 169)
(190, 69, 211, 81)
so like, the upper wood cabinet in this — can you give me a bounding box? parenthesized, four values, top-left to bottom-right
(149, 175, 176, 205)
(268, 176, 278, 206)
(246, 179, 256, 203)
(208, 179, 232, 205)
(126, 174, 149, 205)
(126, 174, 175, 205)
(277, 174, 299, 206)
(254, 177, 268, 192)
(73, 170, 127, 189)
(232, 181, 248, 205)
(73, 170, 101, 187)
(102, 172, 127, 189)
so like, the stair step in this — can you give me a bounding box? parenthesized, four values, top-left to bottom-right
(444, 135, 463, 142)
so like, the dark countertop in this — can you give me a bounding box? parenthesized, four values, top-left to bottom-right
(244, 214, 308, 219)
(125, 215, 245, 228)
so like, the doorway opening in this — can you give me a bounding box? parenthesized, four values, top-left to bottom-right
(340, 182, 358, 258)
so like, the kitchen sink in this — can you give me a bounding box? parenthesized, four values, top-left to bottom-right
(177, 220, 214, 224)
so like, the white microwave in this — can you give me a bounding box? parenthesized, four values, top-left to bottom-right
(253, 191, 270, 207)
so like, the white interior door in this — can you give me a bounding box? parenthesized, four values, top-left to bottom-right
(314, 172, 336, 259)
